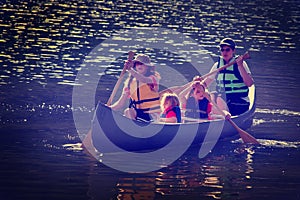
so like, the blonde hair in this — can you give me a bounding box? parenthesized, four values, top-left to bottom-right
(160, 92, 180, 111)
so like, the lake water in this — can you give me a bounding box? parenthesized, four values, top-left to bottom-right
(1, 0, 300, 199)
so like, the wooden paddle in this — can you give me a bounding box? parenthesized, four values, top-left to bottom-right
(204, 92, 260, 144)
(106, 51, 135, 106)
(200, 51, 250, 80)
(158, 51, 250, 96)
(82, 51, 135, 148)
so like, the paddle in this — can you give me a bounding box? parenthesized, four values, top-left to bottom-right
(159, 51, 250, 96)
(199, 51, 250, 80)
(204, 92, 260, 144)
(106, 51, 135, 106)
(82, 51, 135, 149)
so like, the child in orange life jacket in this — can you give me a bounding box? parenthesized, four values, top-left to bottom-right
(179, 81, 229, 121)
(109, 54, 161, 122)
(159, 93, 181, 123)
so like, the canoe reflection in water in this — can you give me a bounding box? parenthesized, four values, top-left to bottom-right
(86, 145, 256, 199)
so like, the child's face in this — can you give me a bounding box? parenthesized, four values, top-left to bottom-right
(135, 62, 148, 75)
(163, 100, 171, 109)
(193, 85, 205, 100)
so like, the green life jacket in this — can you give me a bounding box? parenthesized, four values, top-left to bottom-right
(216, 56, 249, 97)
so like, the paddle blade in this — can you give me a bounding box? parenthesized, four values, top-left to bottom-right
(237, 126, 259, 144)
(128, 51, 135, 60)
(82, 129, 92, 148)
(242, 51, 251, 60)
(228, 119, 259, 144)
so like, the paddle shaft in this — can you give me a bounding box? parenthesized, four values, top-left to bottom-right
(83, 51, 134, 149)
(158, 51, 250, 96)
(200, 51, 250, 80)
(107, 51, 135, 106)
(205, 92, 259, 144)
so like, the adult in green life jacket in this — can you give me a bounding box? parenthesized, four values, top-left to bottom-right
(203, 38, 254, 116)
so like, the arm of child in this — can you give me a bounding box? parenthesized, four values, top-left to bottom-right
(160, 116, 177, 123)
(159, 110, 177, 123)
(178, 82, 193, 101)
(203, 62, 218, 87)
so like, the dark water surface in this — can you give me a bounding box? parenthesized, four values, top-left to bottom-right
(1, 0, 300, 199)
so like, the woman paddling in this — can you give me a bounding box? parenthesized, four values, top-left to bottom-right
(109, 54, 161, 122)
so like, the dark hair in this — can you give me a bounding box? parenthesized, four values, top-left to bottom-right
(219, 38, 236, 50)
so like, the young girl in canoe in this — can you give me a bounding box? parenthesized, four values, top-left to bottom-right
(110, 54, 161, 122)
(159, 93, 181, 123)
(179, 80, 229, 121)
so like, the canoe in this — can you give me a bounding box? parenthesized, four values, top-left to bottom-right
(91, 85, 256, 153)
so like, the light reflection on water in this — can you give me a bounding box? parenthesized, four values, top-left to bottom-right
(85, 142, 299, 199)
(1, 0, 300, 199)
(0, 0, 299, 87)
